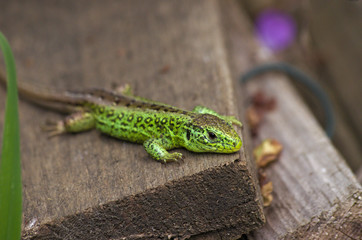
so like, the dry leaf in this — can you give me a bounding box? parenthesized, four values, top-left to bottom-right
(246, 90, 277, 137)
(253, 139, 283, 168)
(261, 181, 273, 207)
(252, 90, 276, 111)
(246, 106, 262, 136)
(258, 169, 267, 185)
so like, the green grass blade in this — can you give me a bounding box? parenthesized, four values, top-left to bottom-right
(0, 32, 22, 240)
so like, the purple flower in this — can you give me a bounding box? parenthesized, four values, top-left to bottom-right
(255, 9, 297, 51)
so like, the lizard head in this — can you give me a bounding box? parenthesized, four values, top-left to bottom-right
(183, 114, 242, 153)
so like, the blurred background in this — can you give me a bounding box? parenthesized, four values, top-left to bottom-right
(240, 0, 361, 179)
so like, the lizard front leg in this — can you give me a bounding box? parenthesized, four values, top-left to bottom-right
(192, 105, 242, 127)
(42, 112, 95, 137)
(143, 137, 182, 163)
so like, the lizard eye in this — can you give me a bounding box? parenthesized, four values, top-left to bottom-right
(208, 131, 217, 140)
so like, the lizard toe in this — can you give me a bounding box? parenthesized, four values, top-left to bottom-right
(41, 120, 66, 137)
(163, 152, 183, 163)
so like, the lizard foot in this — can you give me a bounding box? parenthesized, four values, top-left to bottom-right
(162, 152, 183, 163)
(41, 120, 66, 137)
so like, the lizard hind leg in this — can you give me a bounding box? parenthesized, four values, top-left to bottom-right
(42, 112, 96, 137)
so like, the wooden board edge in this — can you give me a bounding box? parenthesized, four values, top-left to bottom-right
(282, 190, 362, 240)
(22, 159, 264, 239)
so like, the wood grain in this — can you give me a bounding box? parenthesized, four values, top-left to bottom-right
(219, 0, 362, 239)
(0, 0, 264, 239)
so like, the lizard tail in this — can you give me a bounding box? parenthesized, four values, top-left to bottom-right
(0, 69, 82, 113)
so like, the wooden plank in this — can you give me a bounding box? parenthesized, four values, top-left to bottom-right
(0, 0, 264, 239)
(307, 0, 362, 174)
(218, 0, 362, 239)
(308, 0, 362, 141)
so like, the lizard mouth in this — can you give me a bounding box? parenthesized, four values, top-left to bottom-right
(231, 140, 242, 152)
(228, 139, 242, 152)
(219, 140, 242, 153)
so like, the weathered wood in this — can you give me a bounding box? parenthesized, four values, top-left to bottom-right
(219, 0, 362, 239)
(0, 0, 264, 239)
(307, 0, 362, 174)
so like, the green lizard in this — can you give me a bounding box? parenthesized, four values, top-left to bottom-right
(0, 73, 242, 163)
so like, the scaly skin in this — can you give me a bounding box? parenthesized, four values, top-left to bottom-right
(1, 77, 243, 162)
